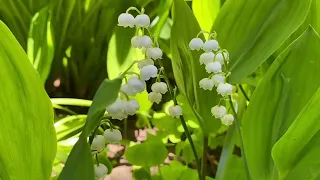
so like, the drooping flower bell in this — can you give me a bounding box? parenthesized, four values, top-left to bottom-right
(203, 40, 219, 52)
(189, 38, 204, 50)
(151, 82, 168, 94)
(124, 99, 140, 115)
(146, 47, 163, 60)
(212, 74, 225, 87)
(148, 92, 162, 104)
(91, 135, 106, 153)
(199, 78, 214, 90)
(127, 76, 145, 93)
(137, 59, 154, 69)
(140, 65, 158, 80)
(94, 164, 108, 179)
(104, 129, 123, 143)
(205, 62, 222, 73)
(199, 52, 214, 65)
(118, 13, 135, 28)
(217, 83, 233, 96)
(131, 35, 152, 49)
(134, 14, 150, 27)
(211, 105, 227, 119)
(168, 105, 183, 118)
(221, 114, 234, 126)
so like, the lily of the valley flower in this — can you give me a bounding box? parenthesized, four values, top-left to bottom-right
(134, 14, 150, 27)
(211, 105, 227, 119)
(169, 105, 183, 118)
(146, 47, 163, 60)
(104, 129, 123, 143)
(199, 52, 214, 65)
(221, 114, 234, 126)
(205, 61, 222, 73)
(91, 135, 106, 153)
(118, 13, 135, 28)
(140, 65, 158, 80)
(94, 164, 108, 179)
(148, 92, 162, 104)
(189, 38, 204, 50)
(203, 39, 219, 52)
(199, 78, 214, 90)
(151, 82, 168, 94)
(217, 83, 233, 96)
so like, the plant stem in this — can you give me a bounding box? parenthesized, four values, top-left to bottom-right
(201, 136, 209, 180)
(157, 59, 201, 179)
(228, 95, 251, 180)
(239, 85, 250, 101)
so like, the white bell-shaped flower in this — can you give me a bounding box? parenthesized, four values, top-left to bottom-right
(104, 129, 122, 143)
(118, 13, 135, 28)
(212, 74, 225, 87)
(211, 105, 227, 119)
(121, 84, 136, 96)
(140, 65, 158, 80)
(205, 62, 222, 73)
(203, 40, 219, 52)
(199, 78, 214, 90)
(137, 59, 154, 69)
(106, 98, 127, 120)
(221, 114, 234, 126)
(215, 52, 225, 65)
(146, 47, 163, 60)
(217, 83, 233, 96)
(148, 92, 162, 104)
(94, 164, 108, 179)
(131, 36, 152, 49)
(199, 52, 214, 65)
(124, 99, 140, 115)
(151, 82, 168, 94)
(91, 135, 106, 153)
(134, 14, 150, 27)
(127, 76, 146, 93)
(168, 105, 183, 118)
(189, 38, 204, 50)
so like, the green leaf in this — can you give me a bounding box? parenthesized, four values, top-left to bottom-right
(212, 0, 312, 83)
(192, 0, 220, 32)
(83, 78, 122, 136)
(171, 0, 221, 135)
(125, 134, 168, 167)
(58, 137, 94, 180)
(272, 87, 320, 180)
(0, 20, 56, 179)
(58, 78, 121, 180)
(242, 26, 320, 179)
(27, 7, 54, 83)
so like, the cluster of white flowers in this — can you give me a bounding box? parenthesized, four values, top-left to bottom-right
(112, 8, 182, 119)
(91, 129, 122, 179)
(189, 31, 234, 126)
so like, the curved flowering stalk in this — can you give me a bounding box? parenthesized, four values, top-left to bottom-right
(189, 31, 251, 180)
(114, 7, 202, 179)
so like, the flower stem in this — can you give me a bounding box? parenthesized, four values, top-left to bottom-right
(238, 84, 250, 101)
(157, 59, 201, 179)
(201, 136, 209, 180)
(228, 95, 251, 180)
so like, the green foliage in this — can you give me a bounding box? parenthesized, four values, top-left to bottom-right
(212, 0, 312, 83)
(125, 134, 168, 167)
(192, 0, 220, 32)
(171, 0, 221, 135)
(0, 20, 56, 180)
(242, 26, 320, 180)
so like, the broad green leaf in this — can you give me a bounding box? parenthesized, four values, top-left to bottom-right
(171, 0, 221, 135)
(272, 87, 320, 180)
(58, 137, 94, 180)
(125, 134, 168, 167)
(212, 0, 312, 83)
(58, 78, 121, 180)
(242, 27, 320, 179)
(192, 0, 220, 32)
(0, 20, 56, 179)
(27, 7, 54, 83)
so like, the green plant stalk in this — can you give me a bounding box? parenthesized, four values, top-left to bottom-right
(201, 136, 209, 180)
(158, 59, 201, 179)
(238, 85, 250, 101)
(228, 95, 251, 180)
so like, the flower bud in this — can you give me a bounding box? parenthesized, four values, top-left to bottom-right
(127, 76, 146, 93)
(212, 74, 225, 87)
(151, 82, 168, 94)
(189, 38, 204, 50)
(134, 14, 150, 27)
(148, 92, 162, 104)
(211, 105, 227, 118)
(118, 13, 135, 28)
(140, 65, 158, 80)
(168, 105, 183, 118)
(199, 78, 214, 90)
(217, 83, 233, 96)
(203, 40, 219, 52)
(221, 114, 234, 126)
(91, 135, 106, 153)
(205, 62, 222, 73)
(146, 47, 163, 60)
(199, 52, 214, 65)
(94, 164, 108, 178)
(104, 129, 122, 143)
(137, 59, 154, 69)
